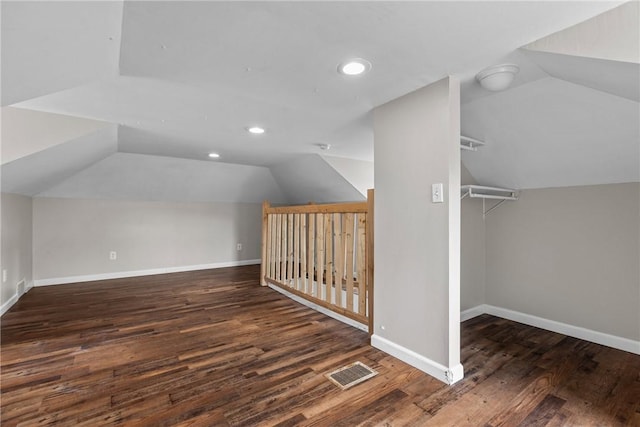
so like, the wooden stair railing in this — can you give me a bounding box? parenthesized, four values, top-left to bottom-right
(261, 190, 374, 334)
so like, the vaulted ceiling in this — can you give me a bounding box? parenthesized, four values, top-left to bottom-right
(2, 1, 638, 199)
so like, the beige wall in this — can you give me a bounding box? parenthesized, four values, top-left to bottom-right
(373, 76, 461, 380)
(33, 198, 262, 281)
(460, 163, 485, 311)
(485, 182, 640, 341)
(1, 193, 33, 305)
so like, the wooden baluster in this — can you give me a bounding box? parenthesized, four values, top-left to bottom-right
(265, 214, 272, 282)
(308, 214, 315, 297)
(287, 213, 294, 287)
(344, 213, 354, 313)
(275, 214, 282, 282)
(294, 213, 300, 290)
(271, 214, 277, 282)
(324, 213, 333, 304)
(316, 213, 324, 300)
(333, 213, 343, 308)
(300, 214, 307, 294)
(356, 213, 367, 315)
(283, 214, 289, 284)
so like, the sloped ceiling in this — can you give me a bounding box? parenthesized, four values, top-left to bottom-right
(38, 152, 288, 204)
(1, 1, 637, 199)
(2, 125, 118, 196)
(270, 154, 365, 204)
(0, 1, 122, 106)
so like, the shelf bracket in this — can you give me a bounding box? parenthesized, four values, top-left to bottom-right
(460, 135, 486, 151)
(483, 198, 507, 219)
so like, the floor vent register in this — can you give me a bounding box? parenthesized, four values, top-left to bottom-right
(326, 361, 378, 390)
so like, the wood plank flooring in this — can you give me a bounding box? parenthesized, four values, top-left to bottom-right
(1, 265, 639, 426)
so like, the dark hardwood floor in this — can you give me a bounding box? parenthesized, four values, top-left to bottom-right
(1, 265, 638, 426)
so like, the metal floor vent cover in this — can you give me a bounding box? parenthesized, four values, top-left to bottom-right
(326, 361, 378, 390)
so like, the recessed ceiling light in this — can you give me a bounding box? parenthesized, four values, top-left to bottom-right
(338, 58, 372, 76)
(208, 152, 220, 158)
(247, 126, 265, 134)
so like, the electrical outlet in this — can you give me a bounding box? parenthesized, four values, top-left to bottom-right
(109, 251, 117, 260)
(236, 243, 242, 251)
(2, 269, 6, 283)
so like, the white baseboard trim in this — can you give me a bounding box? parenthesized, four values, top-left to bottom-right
(33, 259, 261, 287)
(460, 304, 488, 322)
(371, 334, 464, 385)
(267, 284, 368, 332)
(1, 280, 34, 317)
(461, 304, 640, 355)
(0, 293, 20, 317)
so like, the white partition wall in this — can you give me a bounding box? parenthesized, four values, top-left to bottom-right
(372, 77, 462, 384)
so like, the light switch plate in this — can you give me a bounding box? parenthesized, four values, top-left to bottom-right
(432, 183, 444, 203)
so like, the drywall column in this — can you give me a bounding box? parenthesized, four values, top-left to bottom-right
(372, 76, 462, 384)
(1, 193, 33, 315)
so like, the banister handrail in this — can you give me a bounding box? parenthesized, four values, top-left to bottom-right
(264, 201, 367, 214)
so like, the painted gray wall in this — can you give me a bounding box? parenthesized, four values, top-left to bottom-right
(1, 193, 33, 304)
(373, 77, 461, 369)
(33, 198, 262, 281)
(461, 163, 485, 311)
(270, 154, 364, 204)
(485, 182, 640, 341)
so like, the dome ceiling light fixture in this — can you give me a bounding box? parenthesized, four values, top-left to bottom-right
(476, 64, 519, 91)
(338, 58, 372, 76)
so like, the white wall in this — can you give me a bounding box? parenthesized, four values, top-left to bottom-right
(373, 77, 462, 384)
(485, 182, 640, 341)
(33, 198, 261, 283)
(1, 193, 33, 312)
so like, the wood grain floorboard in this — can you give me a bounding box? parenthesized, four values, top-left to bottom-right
(2, 265, 639, 426)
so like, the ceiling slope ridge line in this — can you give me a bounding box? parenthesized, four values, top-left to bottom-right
(31, 142, 119, 198)
(318, 154, 370, 198)
(1, 118, 116, 166)
(521, 47, 640, 66)
(542, 74, 640, 105)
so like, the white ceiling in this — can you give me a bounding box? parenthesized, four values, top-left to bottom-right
(2, 1, 638, 194)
